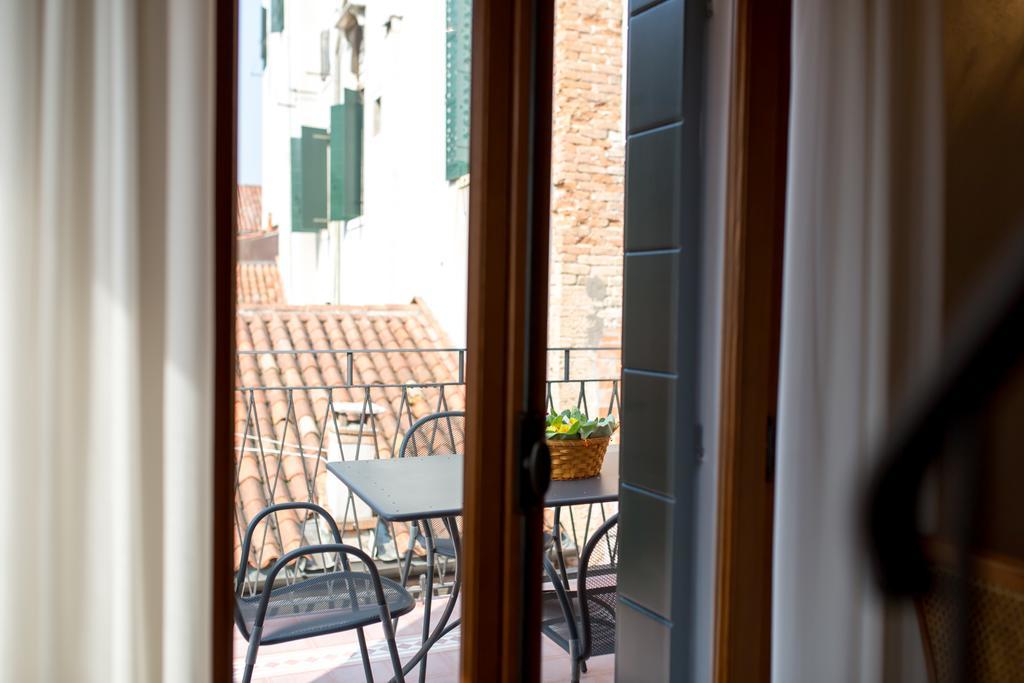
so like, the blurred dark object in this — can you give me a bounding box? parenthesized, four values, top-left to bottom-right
(866, 228, 1024, 680)
(867, 228, 1024, 595)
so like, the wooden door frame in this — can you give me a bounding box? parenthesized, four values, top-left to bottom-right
(712, 0, 791, 681)
(213, 0, 238, 680)
(213, 0, 792, 680)
(460, 0, 555, 680)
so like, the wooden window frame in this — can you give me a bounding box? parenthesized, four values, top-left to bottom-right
(460, 0, 555, 680)
(213, 0, 238, 680)
(712, 0, 791, 681)
(213, 0, 556, 679)
(214, 0, 795, 678)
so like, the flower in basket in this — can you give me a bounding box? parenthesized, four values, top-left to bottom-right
(545, 408, 618, 441)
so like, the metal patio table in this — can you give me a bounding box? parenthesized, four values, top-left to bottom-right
(327, 447, 619, 682)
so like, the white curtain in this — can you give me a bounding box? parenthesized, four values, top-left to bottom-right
(0, 1, 214, 680)
(772, 1, 943, 682)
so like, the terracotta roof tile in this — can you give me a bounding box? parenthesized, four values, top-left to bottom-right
(237, 261, 285, 305)
(236, 185, 263, 235)
(234, 300, 464, 570)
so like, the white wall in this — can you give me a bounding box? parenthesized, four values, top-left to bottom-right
(261, 0, 338, 304)
(260, 0, 470, 343)
(338, 0, 469, 345)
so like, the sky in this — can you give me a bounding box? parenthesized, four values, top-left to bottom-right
(237, 0, 263, 185)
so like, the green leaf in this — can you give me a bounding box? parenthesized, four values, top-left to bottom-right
(545, 410, 618, 440)
(546, 418, 581, 440)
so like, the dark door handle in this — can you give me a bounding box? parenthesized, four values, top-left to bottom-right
(524, 439, 551, 504)
(519, 412, 551, 509)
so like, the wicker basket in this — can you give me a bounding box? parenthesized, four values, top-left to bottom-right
(547, 435, 611, 480)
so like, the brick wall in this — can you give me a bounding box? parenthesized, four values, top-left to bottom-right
(548, 0, 624, 408)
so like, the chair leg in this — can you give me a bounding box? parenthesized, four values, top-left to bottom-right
(356, 626, 374, 683)
(580, 659, 588, 673)
(381, 612, 406, 683)
(569, 638, 581, 683)
(242, 632, 261, 683)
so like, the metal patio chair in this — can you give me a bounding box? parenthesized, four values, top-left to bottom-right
(235, 502, 414, 683)
(541, 513, 619, 683)
(397, 410, 465, 593)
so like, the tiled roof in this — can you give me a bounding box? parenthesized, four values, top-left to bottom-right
(236, 184, 264, 235)
(237, 261, 286, 305)
(233, 300, 465, 569)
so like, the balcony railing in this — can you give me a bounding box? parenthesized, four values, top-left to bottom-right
(234, 346, 621, 596)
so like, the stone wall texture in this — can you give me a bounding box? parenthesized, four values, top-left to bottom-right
(548, 0, 624, 408)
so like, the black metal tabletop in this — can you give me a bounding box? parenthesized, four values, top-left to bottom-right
(326, 447, 619, 522)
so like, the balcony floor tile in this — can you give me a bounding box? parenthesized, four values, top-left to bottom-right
(234, 595, 614, 681)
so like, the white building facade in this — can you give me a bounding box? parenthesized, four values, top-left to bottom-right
(261, 0, 471, 344)
(259, 0, 626, 355)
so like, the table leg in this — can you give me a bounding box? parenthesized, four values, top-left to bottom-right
(443, 516, 462, 616)
(391, 516, 462, 683)
(420, 524, 434, 683)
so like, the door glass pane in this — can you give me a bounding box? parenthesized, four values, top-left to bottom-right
(542, 1, 627, 679)
(233, 0, 470, 678)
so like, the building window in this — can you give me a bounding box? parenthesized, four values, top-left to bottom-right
(338, 5, 364, 86)
(260, 7, 267, 69)
(320, 30, 330, 81)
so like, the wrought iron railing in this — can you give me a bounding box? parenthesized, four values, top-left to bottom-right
(234, 346, 621, 596)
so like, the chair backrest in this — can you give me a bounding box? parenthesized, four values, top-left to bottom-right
(578, 513, 619, 658)
(397, 411, 466, 544)
(398, 411, 466, 459)
(235, 502, 345, 595)
(916, 540, 1024, 683)
(234, 502, 350, 636)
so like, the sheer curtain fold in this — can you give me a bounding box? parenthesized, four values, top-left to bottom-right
(772, 1, 943, 682)
(0, 1, 214, 681)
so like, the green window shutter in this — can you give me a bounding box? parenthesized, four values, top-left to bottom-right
(330, 89, 364, 221)
(298, 127, 329, 232)
(445, 0, 471, 180)
(290, 130, 329, 233)
(260, 7, 267, 69)
(290, 137, 302, 231)
(330, 104, 344, 220)
(271, 0, 284, 33)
